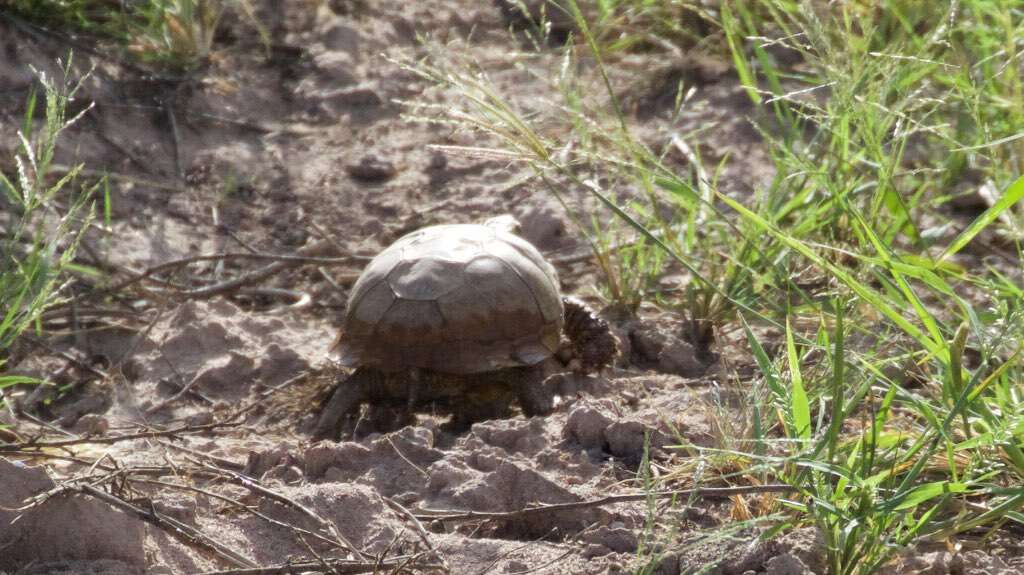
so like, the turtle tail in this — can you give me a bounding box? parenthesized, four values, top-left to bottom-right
(562, 297, 619, 373)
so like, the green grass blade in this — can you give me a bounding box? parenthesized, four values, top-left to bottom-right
(885, 481, 970, 511)
(786, 317, 812, 441)
(717, 190, 946, 360)
(939, 173, 1024, 261)
(720, 1, 762, 105)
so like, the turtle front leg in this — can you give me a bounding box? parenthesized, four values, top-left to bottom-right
(359, 369, 420, 435)
(407, 367, 422, 410)
(514, 365, 554, 417)
(314, 368, 373, 440)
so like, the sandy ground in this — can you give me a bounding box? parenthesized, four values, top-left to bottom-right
(1, 2, 1022, 574)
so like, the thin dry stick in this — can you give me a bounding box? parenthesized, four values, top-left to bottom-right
(157, 439, 246, 471)
(132, 477, 342, 551)
(78, 484, 256, 568)
(295, 532, 334, 575)
(144, 371, 206, 416)
(386, 436, 429, 478)
(471, 528, 561, 575)
(194, 555, 443, 575)
(306, 218, 350, 255)
(142, 362, 307, 425)
(548, 249, 596, 265)
(153, 365, 215, 407)
(14, 409, 79, 438)
(6, 374, 285, 450)
(22, 335, 109, 380)
(254, 370, 313, 401)
(415, 484, 796, 522)
(0, 450, 103, 469)
(115, 297, 171, 381)
(506, 549, 574, 575)
(3, 471, 120, 512)
(105, 250, 364, 295)
(0, 427, 23, 443)
(186, 111, 321, 136)
(39, 306, 148, 322)
(49, 163, 186, 192)
(239, 287, 309, 303)
(383, 497, 451, 573)
(191, 460, 371, 561)
(4, 416, 244, 449)
(176, 242, 357, 299)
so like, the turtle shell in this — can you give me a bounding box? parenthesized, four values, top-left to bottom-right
(334, 223, 564, 374)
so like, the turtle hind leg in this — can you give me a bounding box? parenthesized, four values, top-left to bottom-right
(443, 375, 516, 432)
(313, 368, 374, 441)
(514, 366, 554, 417)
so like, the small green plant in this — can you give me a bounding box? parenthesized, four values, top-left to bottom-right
(1, 56, 99, 390)
(6, 0, 269, 71)
(715, 1, 1024, 572)
(128, 0, 223, 65)
(125, 0, 270, 69)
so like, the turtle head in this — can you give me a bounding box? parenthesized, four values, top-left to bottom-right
(484, 214, 522, 235)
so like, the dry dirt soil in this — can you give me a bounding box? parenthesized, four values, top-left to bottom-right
(1, 2, 1022, 575)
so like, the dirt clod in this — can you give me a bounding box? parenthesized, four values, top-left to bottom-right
(630, 316, 709, 377)
(515, 201, 571, 252)
(0, 459, 146, 573)
(581, 525, 639, 554)
(764, 553, 816, 575)
(604, 419, 660, 461)
(346, 154, 398, 182)
(564, 404, 615, 452)
(72, 413, 110, 435)
(896, 549, 1017, 575)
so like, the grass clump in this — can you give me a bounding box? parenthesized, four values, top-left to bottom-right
(712, 1, 1023, 571)
(4, 0, 268, 71)
(409, 0, 1023, 572)
(1, 57, 99, 392)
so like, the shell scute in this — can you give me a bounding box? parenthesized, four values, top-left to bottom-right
(379, 299, 446, 344)
(387, 256, 466, 300)
(400, 226, 488, 263)
(348, 280, 396, 333)
(482, 238, 563, 323)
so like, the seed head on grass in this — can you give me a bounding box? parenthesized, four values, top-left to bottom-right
(1, 55, 101, 389)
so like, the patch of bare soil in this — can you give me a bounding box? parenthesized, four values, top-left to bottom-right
(1, 2, 1021, 574)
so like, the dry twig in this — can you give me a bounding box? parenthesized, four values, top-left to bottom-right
(156, 439, 246, 470)
(190, 459, 371, 561)
(132, 477, 343, 551)
(3, 415, 244, 450)
(105, 249, 364, 296)
(384, 497, 451, 573)
(415, 484, 796, 523)
(194, 554, 444, 575)
(78, 484, 256, 568)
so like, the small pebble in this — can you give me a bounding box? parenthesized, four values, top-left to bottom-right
(347, 155, 397, 182)
(74, 414, 109, 436)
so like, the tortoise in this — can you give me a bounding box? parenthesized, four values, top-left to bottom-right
(313, 216, 617, 439)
